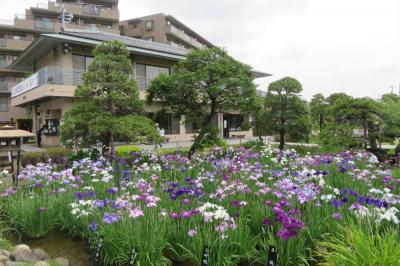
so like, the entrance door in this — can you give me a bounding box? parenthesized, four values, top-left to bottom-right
(223, 114, 229, 138)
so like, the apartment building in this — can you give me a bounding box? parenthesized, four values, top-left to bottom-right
(8, 31, 269, 146)
(0, 0, 120, 129)
(120, 13, 213, 49)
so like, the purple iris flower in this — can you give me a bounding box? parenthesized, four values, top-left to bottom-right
(74, 192, 84, 200)
(103, 213, 121, 224)
(106, 187, 118, 195)
(92, 199, 105, 208)
(88, 222, 98, 232)
(332, 199, 343, 208)
(86, 191, 95, 198)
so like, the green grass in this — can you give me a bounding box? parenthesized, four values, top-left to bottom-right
(316, 222, 400, 266)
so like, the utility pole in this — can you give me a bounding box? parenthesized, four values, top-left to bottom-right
(58, 4, 73, 32)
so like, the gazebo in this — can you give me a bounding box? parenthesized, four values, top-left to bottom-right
(0, 125, 34, 186)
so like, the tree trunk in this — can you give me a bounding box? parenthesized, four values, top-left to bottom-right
(188, 100, 217, 159)
(279, 128, 285, 150)
(188, 128, 207, 159)
(109, 131, 115, 159)
(109, 100, 117, 159)
(363, 121, 368, 149)
(319, 115, 323, 133)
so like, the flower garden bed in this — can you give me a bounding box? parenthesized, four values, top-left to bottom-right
(0, 146, 399, 265)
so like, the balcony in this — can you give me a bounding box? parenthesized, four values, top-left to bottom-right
(0, 82, 8, 92)
(10, 67, 84, 107)
(168, 25, 206, 49)
(0, 38, 31, 51)
(13, 14, 120, 34)
(45, 1, 119, 22)
(0, 82, 18, 93)
(0, 61, 7, 69)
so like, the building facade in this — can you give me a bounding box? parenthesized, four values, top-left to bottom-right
(0, 0, 120, 128)
(9, 31, 268, 146)
(120, 13, 213, 49)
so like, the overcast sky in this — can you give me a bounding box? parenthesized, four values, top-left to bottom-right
(1, 0, 399, 99)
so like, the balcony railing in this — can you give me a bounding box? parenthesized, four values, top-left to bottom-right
(0, 39, 5, 47)
(83, 4, 101, 16)
(35, 20, 54, 30)
(11, 67, 157, 98)
(11, 67, 85, 97)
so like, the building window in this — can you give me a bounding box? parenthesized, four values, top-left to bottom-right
(145, 20, 154, 31)
(12, 34, 26, 40)
(72, 54, 94, 85)
(0, 97, 9, 112)
(145, 37, 154, 42)
(148, 112, 180, 135)
(227, 114, 247, 131)
(185, 121, 199, 134)
(135, 64, 169, 90)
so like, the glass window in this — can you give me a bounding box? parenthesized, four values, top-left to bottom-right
(185, 121, 199, 134)
(0, 97, 9, 112)
(150, 112, 180, 135)
(72, 54, 93, 85)
(145, 37, 154, 42)
(145, 20, 154, 31)
(13, 34, 26, 40)
(73, 55, 93, 70)
(135, 64, 169, 90)
(229, 114, 245, 131)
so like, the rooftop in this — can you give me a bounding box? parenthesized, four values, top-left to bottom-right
(10, 30, 270, 77)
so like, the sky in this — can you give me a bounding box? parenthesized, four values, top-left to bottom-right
(1, 0, 400, 99)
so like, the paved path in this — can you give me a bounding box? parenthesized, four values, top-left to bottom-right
(22, 138, 321, 154)
(21, 144, 45, 152)
(137, 137, 319, 153)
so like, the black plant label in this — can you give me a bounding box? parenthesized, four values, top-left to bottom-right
(201, 246, 209, 266)
(267, 245, 277, 266)
(93, 236, 104, 265)
(128, 247, 137, 266)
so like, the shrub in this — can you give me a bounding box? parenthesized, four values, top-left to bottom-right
(115, 145, 142, 159)
(67, 148, 100, 164)
(316, 223, 400, 266)
(22, 147, 71, 166)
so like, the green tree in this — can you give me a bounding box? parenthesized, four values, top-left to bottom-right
(147, 47, 257, 158)
(351, 97, 383, 149)
(380, 93, 400, 156)
(264, 77, 311, 150)
(310, 93, 328, 133)
(61, 41, 158, 154)
(245, 93, 267, 141)
(320, 93, 356, 148)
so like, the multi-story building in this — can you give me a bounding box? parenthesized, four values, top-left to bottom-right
(0, 0, 120, 129)
(119, 13, 213, 49)
(8, 31, 269, 146)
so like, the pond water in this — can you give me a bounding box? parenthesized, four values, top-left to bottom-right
(11, 231, 91, 266)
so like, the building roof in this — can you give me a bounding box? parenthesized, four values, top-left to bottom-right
(10, 30, 271, 78)
(122, 13, 214, 48)
(10, 30, 190, 70)
(165, 15, 213, 47)
(62, 30, 189, 57)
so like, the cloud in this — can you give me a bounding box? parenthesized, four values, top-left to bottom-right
(0, 0, 399, 100)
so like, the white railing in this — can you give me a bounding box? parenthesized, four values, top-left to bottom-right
(10, 66, 158, 97)
(11, 67, 85, 97)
